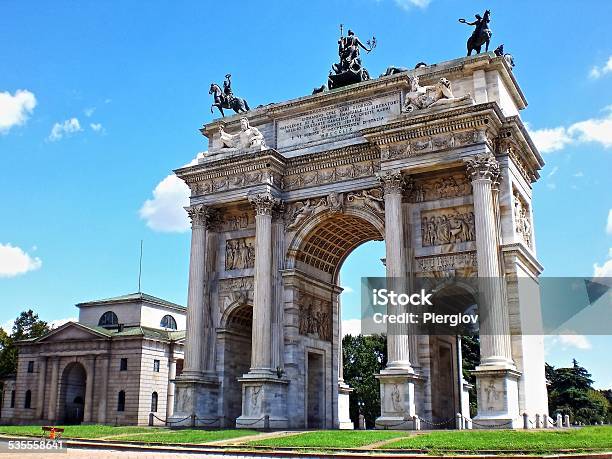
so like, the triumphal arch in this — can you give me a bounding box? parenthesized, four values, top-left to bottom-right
(170, 51, 548, 429)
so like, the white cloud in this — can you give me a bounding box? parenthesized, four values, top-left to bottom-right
(527, 109, 612, 153)
(139, 174, 190, 232)
(527, 126, 573, 153)
(90, 122, 104, 133)
(342, 319, 361, 337)
(558, 334, 592, 350)
(589, 56, 612, 79)
(593, 248, 612, 277)
(573, 171, 584, 178)
(568, 115, 612, 148)
(0, 89, 37, 134)
(48, 117, 82, 141)
(340, 285, 354, 294)
(393, 0, 430, 9)
(0, 243, 42, 278)
(138, 152, 208, 233)
(84, 107, 95, 117)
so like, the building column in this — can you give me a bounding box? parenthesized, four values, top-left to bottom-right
(47, 358, 60, 421)
(35, 357, 47, 419)
(170, 204, 220, 426)
(466, 153, 514, 367)
(378, 171, 412, 371)
(182, 204, 211, 377)
(248, 192, 278, 374)
(83, 357, 95, 423)
(375, 171, 419, 430)
(237, 192, 288, 429)
(337, 281, 353, 429)
(466, 153, 521, 428)
(97, 356, 109, 424)
(167, 356, 177, 418)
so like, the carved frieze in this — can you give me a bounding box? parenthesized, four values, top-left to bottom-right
(416, 252, 477, 272)
(386, 129, 484, 161)
(407, 173, 471, 203)
(513, 191, 532, 248)
(421, 206, 475, 247)
(225, 238, 255, 270)
(219, 276, 254, 313)
(297, 292, 332, 342)
(219, 211, 254, 231)
(283, 160, 377, 191)
(190, 170, 282, 197)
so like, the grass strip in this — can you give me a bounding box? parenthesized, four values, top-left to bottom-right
(382, 426, 612, 453)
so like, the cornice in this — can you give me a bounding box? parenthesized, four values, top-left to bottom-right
(363, 102, 504, 146)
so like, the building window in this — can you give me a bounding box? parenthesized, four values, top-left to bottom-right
(27, 361, 34, 373)
(153, 360, 160, 372)
(160, 315, 177, 330)
(98, 311, 119, 328)
(120, 358, 128, 371)
(117, 391, 125, 412)
(24, 390, 32, 409)
(10, 390, 15, 408)
(151, 392, 158, 412)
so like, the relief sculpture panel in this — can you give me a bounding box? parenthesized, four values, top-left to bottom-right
(297, 292, 332, 341)
(421, 206, 475, 247)
(408, 173, 471, 203)
(225, 237, 255, 270)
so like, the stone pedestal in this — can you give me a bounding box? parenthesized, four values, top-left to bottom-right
(337, 382, 354, 429)
(472, 367, 521, 429)
(169, 376, 220, 426)
(375, 371, 421, 430)
(235, 376, 288, 429)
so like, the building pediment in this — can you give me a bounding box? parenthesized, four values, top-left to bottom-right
(35, 322, 111, 343)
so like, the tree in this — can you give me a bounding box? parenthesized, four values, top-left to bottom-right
(0, 310, 49, 378)
(547, 359, 609, 425)
(461, 335, 479, 417)
(342, 334, 387, 428)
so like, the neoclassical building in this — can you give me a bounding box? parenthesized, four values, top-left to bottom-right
(170, 52, 548, 429)
(1, 293, 185, 426)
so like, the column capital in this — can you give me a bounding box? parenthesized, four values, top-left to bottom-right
(248, 192, 280, 216)
(465, 153, 500, 183)
(376, 170, 404, 196)
(185, 204, 215, 228)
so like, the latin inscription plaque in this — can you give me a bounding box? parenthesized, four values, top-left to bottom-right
(276, 93, 400, 149)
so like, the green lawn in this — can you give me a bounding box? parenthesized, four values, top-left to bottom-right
(0, 424, 154, 439)
(249, 430, 409, 448)
(116, 429, 259, 444)
(383, 426, 612, 453)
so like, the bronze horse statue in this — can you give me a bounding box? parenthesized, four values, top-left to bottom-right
(209, 83, 250, 117)
(459, 10, 492, 56)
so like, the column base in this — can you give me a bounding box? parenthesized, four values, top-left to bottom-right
(236, 374, 288, 429)
(375, 371, 423, 430)
(168, 374, 220, 427)
(472, 367, 521, 429)
(338, 381, 354, 429)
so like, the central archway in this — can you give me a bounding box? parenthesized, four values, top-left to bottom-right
(59, 362, 86, 424)
(284, 207, 385, 429)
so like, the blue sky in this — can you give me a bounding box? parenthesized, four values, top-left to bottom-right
(1, 1, 611, 386)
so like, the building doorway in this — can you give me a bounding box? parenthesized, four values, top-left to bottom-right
(59, 362, 86, 424)
(220, 303, 253, 425)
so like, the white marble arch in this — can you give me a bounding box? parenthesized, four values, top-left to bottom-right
(171, 53, 548, 430)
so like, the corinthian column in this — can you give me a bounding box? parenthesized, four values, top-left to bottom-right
(248, 192, 279, 374)
(466, 154, 514, 367)
(182, 204, 212, 377)
(377, 171, 412, 372)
